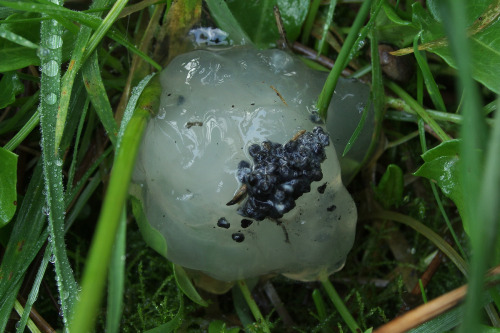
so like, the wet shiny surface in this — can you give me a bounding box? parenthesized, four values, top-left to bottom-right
(132, 47, 366, 282)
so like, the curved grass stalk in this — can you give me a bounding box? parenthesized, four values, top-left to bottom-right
(69, 74, 159, 333)
(365, 210, 468, 277)
(237, 280, 271, 333)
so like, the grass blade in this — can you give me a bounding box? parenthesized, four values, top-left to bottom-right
(316, 0, 337, 56)
(38, 3, 78, 325)
(105, 208, 126, 333)
(317, 0, 373, 119)
(413, 34, 446, 112)
(69, 73, 157, 333)
(82, 52, 118, 146)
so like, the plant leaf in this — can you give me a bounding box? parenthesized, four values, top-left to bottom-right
(172, 264, 208, 307)
(412, 0, 500, 94)
(414, 140, 468, 232)
(0, 147, 17, 226)
(0, 71, 23, 111)
(374, 164, 404, 209)
(130, 195, 167, 257)
(225, 0, 309, 48)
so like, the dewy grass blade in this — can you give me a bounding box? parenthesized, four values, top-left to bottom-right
(0, 0, 161, 70)
(69, 74, 157, 333)
(56, 0, 112, 151)
(38, 1, 78, 326)
(439, 1, 492, 331)
(317, 0, 373, 119)
(316, 0, 337, 56)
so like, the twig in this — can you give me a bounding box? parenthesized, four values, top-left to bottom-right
(375, 265, 500, 333)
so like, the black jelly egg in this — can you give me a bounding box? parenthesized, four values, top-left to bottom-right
(217, 217, 230, 229)
(241, 219, 253, 228)
(232, 232, 245, 242)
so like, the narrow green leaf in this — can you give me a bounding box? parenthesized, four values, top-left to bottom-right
(373, 164, 404, 209)
(172, 264, 208, 307)
(69, 73, 156, 333)
(0, 164, 48, 333)
(368, 210, 468, 276)
(413, 34, 446, 112)
(82, 0, 128, 63)
(56, 0, 113, 151)
(82, 52, 118, 147)
(0, 71, 24, 109)
(0, 0, 161, 70)
(312, 289, 327, 322)
(342, 100, 370, 157)
(0, 24, 38, 49)
(130, 195, 167, 257)
(105, 208, 126, 333)
(385, 80, 450, 142)
(321, 278, 361, 333)
(16, 247, 51, 333)
(39, 3, 79, 325)
(317, 0, 374, 119)
(317, 0, 337, 55)
(301, 0, 321, 44)
(0, 147, 17, 226)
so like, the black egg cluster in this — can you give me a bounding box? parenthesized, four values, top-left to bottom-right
(237, 126, 330, 221)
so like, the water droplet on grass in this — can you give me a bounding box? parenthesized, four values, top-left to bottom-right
(42, 60, 58, 77)
(45, 93, 57, 105)
(47, 34, 62, 49)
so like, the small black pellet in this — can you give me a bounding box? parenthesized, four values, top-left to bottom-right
(217, 217, 230, 229)
(232, 232, 245, 242)
(241, 219, 253, 228)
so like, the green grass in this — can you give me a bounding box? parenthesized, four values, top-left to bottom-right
(0, 0, 499, 332)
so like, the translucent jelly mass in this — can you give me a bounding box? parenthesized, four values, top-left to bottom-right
(132, 47, 363, 282)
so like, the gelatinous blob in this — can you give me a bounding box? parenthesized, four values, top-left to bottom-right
(132, 47, 365, 282)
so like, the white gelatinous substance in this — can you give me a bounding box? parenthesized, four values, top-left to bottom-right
(132, 47, 369, 282)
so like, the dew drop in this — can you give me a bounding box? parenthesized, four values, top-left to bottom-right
(42, 60, 59, 77)
(49, 253, 56, 263)
(47, 34, 62, 49)
(37, 47, 50, 59)
(45, 92, 57, 105)
(42, 206, 50, 216)
(55, 158, 63, 167)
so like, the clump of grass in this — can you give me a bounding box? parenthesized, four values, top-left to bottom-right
(0, 0, 499, 332)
